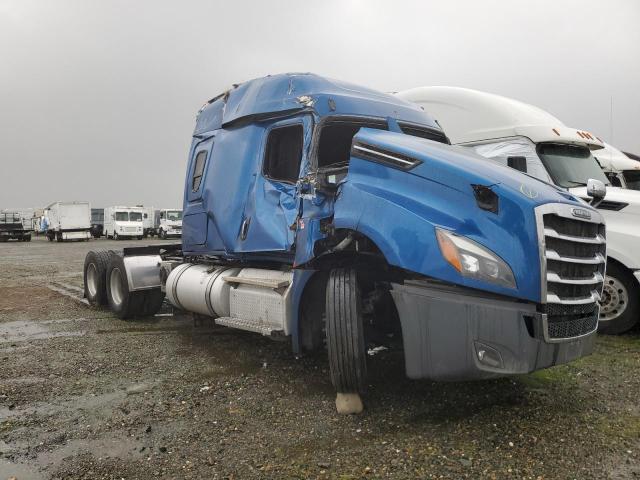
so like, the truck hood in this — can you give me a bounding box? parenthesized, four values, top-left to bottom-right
(353, 128, 588, 210)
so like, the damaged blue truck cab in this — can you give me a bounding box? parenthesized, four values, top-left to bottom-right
(181, 73, 604, 382)
(86, 73, 605, 411)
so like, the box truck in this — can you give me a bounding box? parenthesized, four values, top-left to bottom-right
(83, 73, 605, 413)
(103, 206, 145, 240)
(44, 201, 91, 242)
(397, 86, 640, 334)
(154, 208, 182, 238)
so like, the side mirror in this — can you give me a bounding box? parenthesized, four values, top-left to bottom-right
(587, 178, 606, 207)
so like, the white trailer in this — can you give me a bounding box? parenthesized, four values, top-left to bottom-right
(154, 208, 182, 239)
(103, 206, 145, 240)
(397, 86, 640, 335)
(142, 207, 155, 237)
(44, 201, 91, 242)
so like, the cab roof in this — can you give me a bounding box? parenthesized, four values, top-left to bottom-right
(194, 73, 440, 135)
(396, 86, 604, 150)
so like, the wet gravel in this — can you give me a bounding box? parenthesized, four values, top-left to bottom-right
(1, 236, 639, 479)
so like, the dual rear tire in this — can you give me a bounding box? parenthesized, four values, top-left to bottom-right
(84, 250, 165, 319)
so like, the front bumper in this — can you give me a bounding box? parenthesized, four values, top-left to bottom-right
(390, 281, 596, 381)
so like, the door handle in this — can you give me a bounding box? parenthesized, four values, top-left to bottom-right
(240, 218, 251, 241)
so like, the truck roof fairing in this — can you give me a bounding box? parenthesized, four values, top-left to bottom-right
(194, 73, 441, 135)
(397, 86, 604, 151)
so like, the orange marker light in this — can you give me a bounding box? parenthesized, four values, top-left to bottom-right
(436, 229, 462, 272)
(552, 128, 560, 136)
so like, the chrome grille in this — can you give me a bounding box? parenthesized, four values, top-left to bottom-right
(535, 204, 606, 341)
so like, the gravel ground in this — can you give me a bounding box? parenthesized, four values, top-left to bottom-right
(0, 236, 639, 479)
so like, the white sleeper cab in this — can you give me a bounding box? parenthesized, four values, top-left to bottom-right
(397, 86, 640, 334)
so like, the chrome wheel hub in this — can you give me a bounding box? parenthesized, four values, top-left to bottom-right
(599, 275, 628, 322)
(110, 268, 125, 307)
(86, 263, 98, 298)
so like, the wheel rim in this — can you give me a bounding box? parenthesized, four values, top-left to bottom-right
(599, 275, 628, 322)
(110, 268, 125, 307)
(86, 263, 98, 298)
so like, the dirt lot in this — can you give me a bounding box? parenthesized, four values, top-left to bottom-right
(0, 236, 639, 479)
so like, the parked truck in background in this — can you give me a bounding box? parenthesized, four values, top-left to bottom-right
(83, 73, 605, 414)
(154, 208, 182, 238)
(142, 207, 155, 238)
(90, 208, 104, 238)
(593, 142, 640, 190)
(397, 86, 640, 334)
(0, 211, 32, 242)
(44, 201, 91, 242)
(103, 206, 144, 240)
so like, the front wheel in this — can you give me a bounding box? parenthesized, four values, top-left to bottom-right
(113, 232, 119, 241)
(159, 229, 166, 239)
(598, 262, 640, 335)
(326, 268, 367, 395)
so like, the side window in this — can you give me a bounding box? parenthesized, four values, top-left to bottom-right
(317, 120, 387, 168)
(263, 125, 304, 183)
(192, 151, 207, 192)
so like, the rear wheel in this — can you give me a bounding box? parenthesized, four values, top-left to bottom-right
(326, 268, 367, 394)
(105, 255, 164, 320)
(598, 262, 639, 335)
(84, 250, 115, 306)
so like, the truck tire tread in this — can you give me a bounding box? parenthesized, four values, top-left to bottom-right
(326, 268, 367, 393)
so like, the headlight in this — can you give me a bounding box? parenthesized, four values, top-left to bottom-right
(436, 228, 516, 289)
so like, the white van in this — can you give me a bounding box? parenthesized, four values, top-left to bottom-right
(103, 206, 145, 240)
(397, 86, 640, 334)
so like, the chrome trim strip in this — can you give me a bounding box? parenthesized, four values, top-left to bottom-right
(547, 271, 603, 285)
(547, 291, 601, 305)
(545, 250, 606, 265)
(352, 145, 415, 166)
(543, 227, 605, 245)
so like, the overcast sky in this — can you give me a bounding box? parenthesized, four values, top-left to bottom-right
(1, 0, 638, 209)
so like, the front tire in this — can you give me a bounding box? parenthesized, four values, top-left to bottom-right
(159, 229, 166, 239)
(598, 262, 639, 335)
(113, 232, 119, 241)
(325, 268, 367, 394)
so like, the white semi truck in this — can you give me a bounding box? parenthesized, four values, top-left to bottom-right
(593, 142, 640, 190)
(43, 201, 92, 242)
(103, 206, 145, 240)
(397, 86, 640, 334)
(154, 209, 182, 239)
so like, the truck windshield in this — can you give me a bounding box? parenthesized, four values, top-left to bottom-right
(115, 212, 129, 221)
(623, 170, 640, 190)
(536, 143, 610, 188)
(129, 212, 143, 222)
(166, 211, 182, 221)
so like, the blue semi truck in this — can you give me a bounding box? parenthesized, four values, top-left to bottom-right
(83, 73, 607, 413)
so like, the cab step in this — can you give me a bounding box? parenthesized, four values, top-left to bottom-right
(214, 316, 282, 336)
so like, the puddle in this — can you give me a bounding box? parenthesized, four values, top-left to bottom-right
(0, 320, 85, 344)
(0, 390, 126, 420)
(36, 436, 144, 466)
(0, 458, 45, 480)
